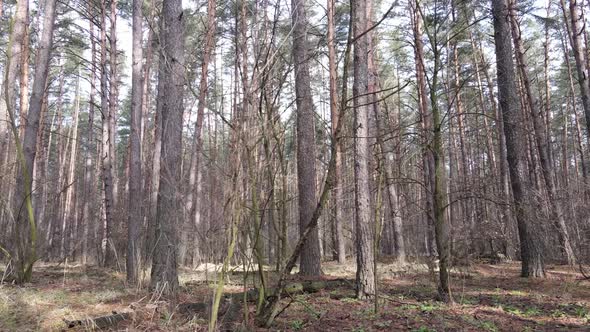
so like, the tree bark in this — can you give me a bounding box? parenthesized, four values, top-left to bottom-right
(327, 0, 346, 264)
(568, 0, 590, 140)
(109, 0, 119, 208)
(150, 0, 184, 296)
(61, 71, 81, 259)
(508, 1, 576, 265)
(127, 0, 144, 284)
(291, 0, 321, 276)
(6, 0, 57, 282)
(411, 0, 436, 257)
(100, 0, 116, 267)
(353, 0, 375, 299)
(492, 0, 545, 278)
(81, 12, 97, 266)
(181, 0, 217, 266)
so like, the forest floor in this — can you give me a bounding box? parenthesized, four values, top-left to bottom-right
(0, 259, 589, 331)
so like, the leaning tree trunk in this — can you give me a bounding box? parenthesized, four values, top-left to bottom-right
(369, 72, 406, 263)
(4, 0, 28, 276)
(508, 2, 576, 265)
(492, 0, 545, 278)
(181, 0, 217, 266)
(6, 0, 57, 282)
(568, 0, 590, 139)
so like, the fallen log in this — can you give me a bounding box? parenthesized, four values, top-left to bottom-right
(64, 311, 131, 329)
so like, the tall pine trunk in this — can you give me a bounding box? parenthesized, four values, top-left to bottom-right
(327, 0, 346, 264)
(6, 0, 57, 282)
(353, 0, 375, 299)
(127, 0, 144, 283)
(291, 0, 321, 276)
(150, 0, 184, 296)
(100, 0, 116, 267)
(508, 1, 576, 265)
(492, 0, 545, 278)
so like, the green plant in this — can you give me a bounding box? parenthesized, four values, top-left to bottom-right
(551, 309, 566, 319)
(290, 319, 304, 330)
(573, 305, 589, 318)
(160, 310, 172, 322)
(502, 305, 522, 316)
(341, 297, 361, 304)
(524, 307, 541, 317)
(412, 326, 435, 332)
(419, 302, 439, 313)
(480, 321, 498, 332)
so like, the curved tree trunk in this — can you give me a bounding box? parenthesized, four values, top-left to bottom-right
(6, 0, 57, 282)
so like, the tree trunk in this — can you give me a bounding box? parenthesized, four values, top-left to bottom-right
(568, 0, 590, 140)
(327, 0, 346, 264)
(18, 3, 29, 142)
(6, 0, 57, 282)
(370, 73, 406, 264)
(100, 0, 116, 267)
(150, 0, 185, 296)
(492, 0, 545, 278)
(81, 13, 97, 266)
(109, 0, 119, 209)
(61, 71, 81, 259)
(353, 0, 375, 299)
(558, 15, 589, 183)
(127, 0, 144, 284)
(291, 0, 321, 276)
(412, 0, 436, 257)
(508, 1, 576, 265)
(181, 0, 217, 266)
